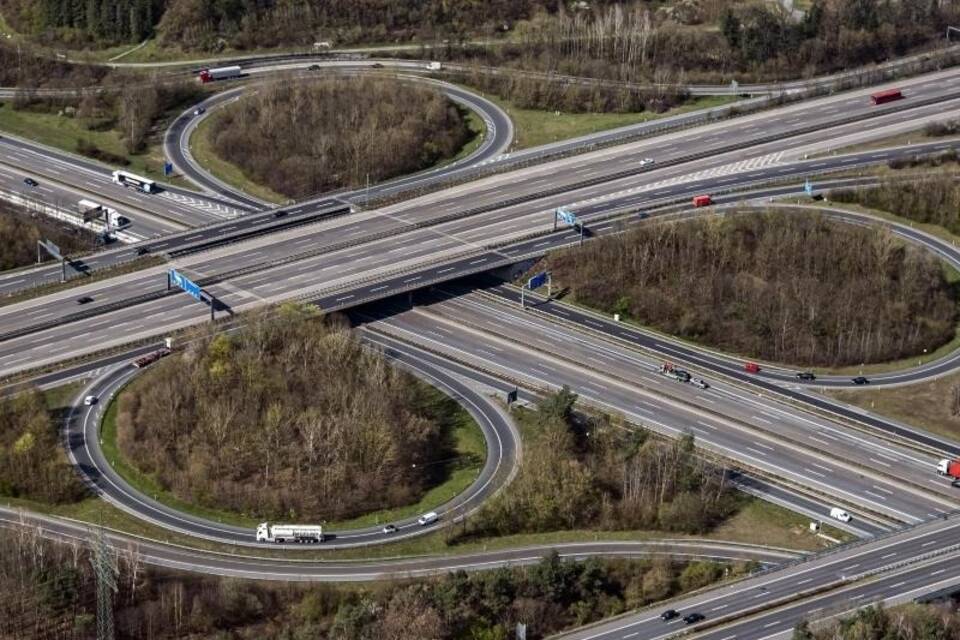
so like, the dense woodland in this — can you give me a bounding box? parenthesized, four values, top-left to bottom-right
(4, 0, 958, 87)
(455, 387, 738, 540)
(0, 200, 94, 270)
(793, 604, 960, 639)
(208, 78, 472, 199)
(832, 172, 960, 237)
(0, 388, 86, 504)
(117, 305, 463, 522)
(440, 0, 960, 86)
(547, 212, 958, 367)
(0, 523, 741, 640)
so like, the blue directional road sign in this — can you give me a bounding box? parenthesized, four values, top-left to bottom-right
(169, 269, 202, 301)
(804, 178, 813, 196)
(163, 161, 174, 177)
(556, 207, 578, 226)
(528, 271, 549, 290)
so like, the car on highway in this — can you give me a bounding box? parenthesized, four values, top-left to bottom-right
(135, 246, 150, 256)
(830, 507, 852, 523)
(636, 211, 649, 219)
(382, 524, 398, 534)
(77, 296, 94, 305)
(371, 62, 384, 69)
(308, 64, 321, 71)
(692, 378, 710, 390)
(639, 158, 655, 167)
(660, 609, 679, 621)
(852, 376, 870, 385)
(23, 177, 38, 187)
(683, 613, 705, 624)
(796, 371, 816, 381)
(83, 395, 98, 406)
(193, 107, 206, 116)
(273, 210, 288, 218)
(417, 512, 439, 526)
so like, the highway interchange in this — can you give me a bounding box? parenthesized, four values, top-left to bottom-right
(4, 51, 960, 638)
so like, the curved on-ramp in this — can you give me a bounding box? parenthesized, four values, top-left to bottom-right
(164, 67, 514, 206)
(66, 331, 519, 549)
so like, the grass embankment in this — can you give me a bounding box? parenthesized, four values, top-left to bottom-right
(100, 381, 487, 530)
(189, 110, 288, 204)
(827, 372, 960, 442)
(0, 102, 186, 186)
(492, 94, 739, 150)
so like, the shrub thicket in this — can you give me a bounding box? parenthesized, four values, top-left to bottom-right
(207, 77, 471, 199)
(547, 212, 957, 367)
(117, 305, 461, 521)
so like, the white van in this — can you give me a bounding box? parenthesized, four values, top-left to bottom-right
(417, 512, 439, 526)
(830, 507, 851, 523)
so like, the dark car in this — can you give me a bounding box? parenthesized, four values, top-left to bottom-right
(308, 64, 321, 71)
(193, 107, 206, 116)
(77, 296, 94, 305)
(637, 211, 649, 219)
(273, 210, 288, 218)
(371, 62, 384, 68)
(23, 177, 38, 187)
(135, 246, 150, 256)
(852, 376, 870, 385)
(660, 609, 679, 621)
(683, 613, 705, 625)
(381, 524, 398, 534)
(796, 372, 816, 381)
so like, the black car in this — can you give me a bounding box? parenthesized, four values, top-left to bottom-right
(371, 62, 384, 68)
(660, 609, 679, 621)
(796, 371, 816, 381)
(852, 376, 870, 385)
(77, 296, 94, 305)
(273, 210, 288, 218)
(23, 177, 38, 187)
(683, 613, 705, 625)
(308, 64, 321, 71)
(135, 246, 150, 256)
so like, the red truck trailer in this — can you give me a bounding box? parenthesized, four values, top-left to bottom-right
(870, 88, 903, 105)
(692, 194, 712, 207)
(938, 459, 960, 479)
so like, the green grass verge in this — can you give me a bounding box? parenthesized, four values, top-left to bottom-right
(484, 94, 739, 150)
(0, 102, 187, 187)
(189, 110, 288, 204)
(99, 378, 487, 531)
(826, 369, 960, 441)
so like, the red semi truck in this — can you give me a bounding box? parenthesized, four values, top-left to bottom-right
(938, 459, 960, 479)
(198, 65, 242, 83)
(692, 194, 712, 207)
(870, 88, 903, 105)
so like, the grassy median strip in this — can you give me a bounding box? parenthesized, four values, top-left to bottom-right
(490, 94, 739, 150)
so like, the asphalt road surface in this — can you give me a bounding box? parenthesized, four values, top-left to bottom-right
(66, 330, 519, 548)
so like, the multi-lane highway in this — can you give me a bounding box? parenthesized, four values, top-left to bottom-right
(5, 49, 960, 639)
